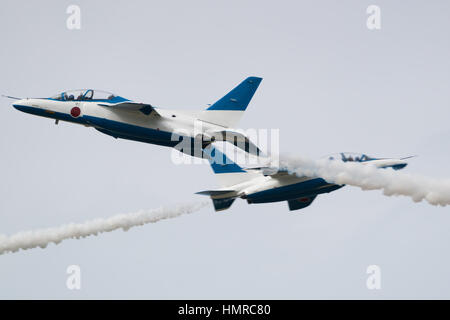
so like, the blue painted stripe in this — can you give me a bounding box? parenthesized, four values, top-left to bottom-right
(13, 104, 181, 147)
(82, 115, 180, 144)
(390, 163, 407, 170)
(12, 105, 220, 154)
(12, 105, 88, 125)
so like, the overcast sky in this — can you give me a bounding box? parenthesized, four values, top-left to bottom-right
(1, 0, 450, 299)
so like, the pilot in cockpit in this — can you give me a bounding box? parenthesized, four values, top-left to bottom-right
(63, 92, 75, 101)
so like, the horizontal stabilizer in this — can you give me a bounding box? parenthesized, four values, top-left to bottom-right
(98, 102, 160, 116)
(196, 190, 236, 196)
(287, 195, 317, 211)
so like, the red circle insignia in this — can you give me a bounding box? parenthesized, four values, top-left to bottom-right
(70, 107, 81, 118)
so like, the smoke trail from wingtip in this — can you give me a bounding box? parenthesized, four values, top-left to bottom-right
(0, 201, 210, 255)
(279, 155, 450, 207)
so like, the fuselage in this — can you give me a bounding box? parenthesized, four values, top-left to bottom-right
(207, 156, 408, 205)
(12, 97, 225, 151)
(10, 79, 264, 158)
(210, 171, 343, 204)
(243, 176, 342, 204)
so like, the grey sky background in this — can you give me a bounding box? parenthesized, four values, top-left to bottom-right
(1, 0, 450, 299)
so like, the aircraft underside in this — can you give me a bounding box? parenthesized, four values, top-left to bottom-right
(245, 178, 343, 204)
(210, 178, 344, 212)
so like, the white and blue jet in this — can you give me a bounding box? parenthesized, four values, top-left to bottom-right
(197, 148, 411, 212)
(5, 77, 263, 157)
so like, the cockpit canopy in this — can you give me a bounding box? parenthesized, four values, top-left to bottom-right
(327, 152, 376, 163)
(50, 89, 126, 102)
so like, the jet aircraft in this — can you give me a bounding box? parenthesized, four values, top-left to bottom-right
(197, 147, 410, 212)
(6, 77, 263, 157)
(329, 152, 411, 170)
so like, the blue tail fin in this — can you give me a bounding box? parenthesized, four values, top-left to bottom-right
(203, 146, 263, 187)
(203, 146, 245, 174)
(207, 77, 262, 111)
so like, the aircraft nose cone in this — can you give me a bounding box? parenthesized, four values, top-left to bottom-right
(12, 99, 30, 110)
(12, 99, 37, 115)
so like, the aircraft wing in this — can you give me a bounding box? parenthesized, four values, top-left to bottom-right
(98, 102, 160, 117)
(244, 166, 290, 178)
(207, 130, 263, 156)
(195, 190, 237, 196)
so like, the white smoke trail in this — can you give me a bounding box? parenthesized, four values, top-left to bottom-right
(279, 155, 450, 207)
(0, 201, 209, 255)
